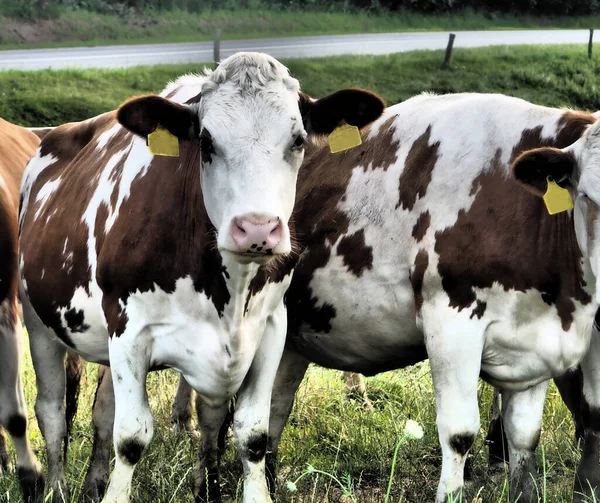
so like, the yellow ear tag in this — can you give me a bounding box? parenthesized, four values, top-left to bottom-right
(543, 176, 573, 215)
(328, 121, 362, 154)
(147, 126, 179, 157)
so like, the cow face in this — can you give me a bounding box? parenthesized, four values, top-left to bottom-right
(512, 120, 600, 297)
(117, 53, 384, 265)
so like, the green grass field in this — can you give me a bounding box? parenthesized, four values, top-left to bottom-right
(0, 44, 596, 502)
(2, 44, 600, 127)
(1, 8, 600, 50)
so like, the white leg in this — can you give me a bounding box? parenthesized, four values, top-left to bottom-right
(234, 301, 287, 503)
(502, 381, 548, 503)
(84, 365, 115, 502)
(573, 327, 600, 503)
(102, 332, 153, 503)
(22, 292, 69, 503)
(423, 313, 483, 503)
(0, 300, 43, 502)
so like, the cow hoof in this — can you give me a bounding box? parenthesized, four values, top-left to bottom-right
(83, 478, 108, 502)
(17, 466, 45, 503)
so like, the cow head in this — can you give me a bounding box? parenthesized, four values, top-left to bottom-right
(512, 119, 600, 297)
(117, 52, 384, 264)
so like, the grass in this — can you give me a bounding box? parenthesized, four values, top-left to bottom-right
(0, 343, 582, 502)
(2, 44, 600, 127)
(0, 44, 597, 501)
(2, 8, 600, 50)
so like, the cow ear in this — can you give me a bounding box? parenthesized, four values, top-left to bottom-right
(299, 88, 385, 135)
(117, 95, 200, 140)
(511, 147, 577, 196)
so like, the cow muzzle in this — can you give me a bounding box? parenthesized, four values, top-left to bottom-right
(225, 213, 288, 262)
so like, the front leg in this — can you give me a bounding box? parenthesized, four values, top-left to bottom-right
(234, 302, 287, 503)
(102, 333, 154, 503)
(423, 312, 484, 503)
(573, 328, 600, 503)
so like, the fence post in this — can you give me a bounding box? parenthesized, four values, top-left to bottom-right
(443, 33, 456, 68)
(214, 28, 221, 69)
(589, 29, 594, 59)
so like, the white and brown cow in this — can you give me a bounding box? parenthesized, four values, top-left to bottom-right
(17, 52, 384, 503)
(248, 93, 600, 503)
(0, 118, 44, 502)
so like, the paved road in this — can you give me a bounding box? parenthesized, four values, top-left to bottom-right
(0, 30, 594, 71)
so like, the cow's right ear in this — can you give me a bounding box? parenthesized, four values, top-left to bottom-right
(299, 88, 385, 135)
(117, 95, 200, 140)
(511, 147, 577, 196)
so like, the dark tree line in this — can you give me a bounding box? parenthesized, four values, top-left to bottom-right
(3, 0, 600, 18)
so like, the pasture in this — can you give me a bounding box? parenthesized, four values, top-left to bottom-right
(2, 8, 600, 49)
(0, 44, 597, 502)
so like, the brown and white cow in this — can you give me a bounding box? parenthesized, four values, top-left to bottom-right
(246, 93, 600, 503)
(0, 118, 44, 501)
(17, 52, 384, 503)
(79, 93, 600, 503)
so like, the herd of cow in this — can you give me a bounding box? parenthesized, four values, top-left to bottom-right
(1, 50, 600, 503)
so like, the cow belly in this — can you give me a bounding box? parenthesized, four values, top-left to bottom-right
(289, 266, 424, 375)
(481, 305, 595, 390)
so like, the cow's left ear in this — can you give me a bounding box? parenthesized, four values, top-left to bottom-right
(299, 88, 385, 135)
(511, 147, 577, 196)
(117, 95, 200, 140)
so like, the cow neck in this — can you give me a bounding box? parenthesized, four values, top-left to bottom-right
(434, 150, 592, 332)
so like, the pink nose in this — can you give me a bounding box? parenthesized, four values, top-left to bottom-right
(231, 215, 283, 253)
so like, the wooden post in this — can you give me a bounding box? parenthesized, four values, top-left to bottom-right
(214, 29, 221, 68)
(443, 33, 456, 68)
(589, 29, 594, 59)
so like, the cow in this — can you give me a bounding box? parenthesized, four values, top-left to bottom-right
(0, 118, 44, 502)
(185, 92, 600, 503)
(69, 93, 600, 503)
(17, 51, 385, 503)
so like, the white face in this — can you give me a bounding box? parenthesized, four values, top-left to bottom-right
(198, 71, 305, 263)
(570, 123, 600, 298)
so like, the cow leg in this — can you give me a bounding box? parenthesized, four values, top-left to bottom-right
(266, 350, 309, 496)
(485, 387, 510, 470)
(343, 372, 373, 411)
(22, 290, 69, 503)
(573, 329, 600, 503)
(0, 427, 9, 472)
(193, 396, 229, 503)
(0, 300, 43, 502)
(424, 317, 483, 503)
(234, 302, 287, 503)
(553, 369, 585, 444)
(501, 381, 547, 503)
(83, 365, 114, 502)
(171, 375, 195, 435)
(102, 335, 153, 503)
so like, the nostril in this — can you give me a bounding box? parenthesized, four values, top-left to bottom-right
(269, 220, 283, 239)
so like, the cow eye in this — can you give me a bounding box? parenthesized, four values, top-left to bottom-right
(200, 128, 215, 163)
(292, 134, 306, 150)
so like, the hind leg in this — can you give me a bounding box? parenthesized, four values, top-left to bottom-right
(21, 291, 68, 503)
(486, 387, 509, 470)
(0, 299, 44, 502)
(502, 381, 547, 503)
(83, 365, 114, 502)
(0, 427, 11, 472)
(171, 375, 196, 435)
